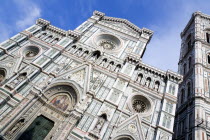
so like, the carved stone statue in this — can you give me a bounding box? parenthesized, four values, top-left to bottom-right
(92, 114, 107, 136)
(94, 118, 105, 133)
(76, 96, 92, 112)
(8, 119, 25, 134)
(0, 74, 4, 82)
(8, 73, 27, 89)
(37, 77, 53, 90)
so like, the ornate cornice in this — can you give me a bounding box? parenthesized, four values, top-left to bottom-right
(46, 25, 66, 36)
(166, 70, 183, 82)
(102, 16, 142, 34)
(67, 30, 81, 39)
(142, 28, 153, 38)
(93, 10, 105, 17)
(36, 18, 50, 26)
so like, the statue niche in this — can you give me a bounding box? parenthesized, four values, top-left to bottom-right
(89, 114, 107, 139)
(6, 72, 27, 90)
(0, 68, 6, 83)
(7, 118, 25, 136)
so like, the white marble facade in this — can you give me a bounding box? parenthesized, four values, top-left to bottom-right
(0, 11, 182, 140)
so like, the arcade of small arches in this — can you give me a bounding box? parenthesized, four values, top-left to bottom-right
(135, 73, 160, 92)
(37, 31, 61, 44)
(67, 44, 123, 72)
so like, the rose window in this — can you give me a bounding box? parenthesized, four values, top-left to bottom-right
(25, 50, 37, 57)
(99, 40, 116, 50)
(93, 33, 122, 52)
(22, 45, 41, 58)
(132, 100, 146, 113)
(129, 94, 152, 115)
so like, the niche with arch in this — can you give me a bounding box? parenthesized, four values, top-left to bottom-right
(115, 136, 134, 140)
(0, 68, 6, 83)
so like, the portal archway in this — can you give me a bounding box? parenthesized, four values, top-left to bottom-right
(114, 135, 134, 140)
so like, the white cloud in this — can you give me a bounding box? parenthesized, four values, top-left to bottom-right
(15, 0, 41, 30)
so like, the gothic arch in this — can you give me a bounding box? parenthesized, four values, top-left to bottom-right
(206, 51, 210, 64)
(114, 135, 135, 140)
(44, 80, 84, 106)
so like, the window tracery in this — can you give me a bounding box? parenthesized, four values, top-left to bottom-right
(129, 94, 152, 115)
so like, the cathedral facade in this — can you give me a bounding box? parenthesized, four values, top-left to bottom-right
(0, 11, 182, 140)
(174, 12, 210, 140)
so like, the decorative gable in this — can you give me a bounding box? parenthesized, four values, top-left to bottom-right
(111, 113, 145, 140)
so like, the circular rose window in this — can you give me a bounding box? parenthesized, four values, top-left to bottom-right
(93, 33, 122, 52)
(129, 94, 152, 115)
(132, 100, 146, 113)
(21, 45, 41, 58)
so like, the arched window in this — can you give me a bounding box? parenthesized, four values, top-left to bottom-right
(38, 32, 47, 39)
(183, 63, 187, 75)
(136, 73, 143, 83)
(187, 82, 191, 98)
(145, 77, 151, 87)
(154, 81, 160, 91)
(82, 50, 89, 57)
(45, 35, 53, 42)
(208, 54, 210, 64)
(169, 84, 176, 95)
(180, 89, 185, 104)
(188, 57, 192, 69)
(76, 48, 83, 55)
(115, 64, 121, 72)
(186, 34, 192, 50)
(51, 38, 59, 44)
(90, 51, 101, 61)
(206, 32, 210, 43)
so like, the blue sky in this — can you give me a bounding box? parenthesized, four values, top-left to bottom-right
(1, 0, 210, 72)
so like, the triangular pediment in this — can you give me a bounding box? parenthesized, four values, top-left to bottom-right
(0, 55, 24, 80)
(55, 63, 92, 94)
(111, 114, 145, 140)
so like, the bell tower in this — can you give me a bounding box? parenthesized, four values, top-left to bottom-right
(174, 12, 210, 140)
